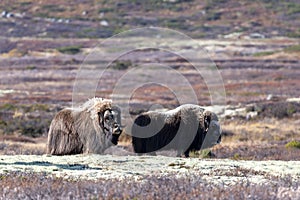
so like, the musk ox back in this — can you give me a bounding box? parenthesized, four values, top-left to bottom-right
(131, 104, 221, 157)
(47, 98, 122, 155)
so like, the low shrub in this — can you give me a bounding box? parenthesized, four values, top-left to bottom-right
(111, 60, 132, 70)
(253, 51, 276, 57)
(57, 45, 82, 55)
(285, 140, 300, 149)
(258, 102, 300, 119)
(190, 149, 214, 158)
(26, 65, 37, 70)
(284, 45, 300, 53)
(0, 104, 54, 137)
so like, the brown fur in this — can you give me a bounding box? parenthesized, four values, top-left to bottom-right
(131, 104, 221, 157)
(47, 98, 122, 155)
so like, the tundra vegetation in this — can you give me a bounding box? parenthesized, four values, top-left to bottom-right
(0, 0, 299, 198)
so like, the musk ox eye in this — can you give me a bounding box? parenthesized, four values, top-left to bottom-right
(105, 114, 114, 121)
(103, 111, 115, 124)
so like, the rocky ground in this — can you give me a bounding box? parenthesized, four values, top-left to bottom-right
(0, 154, 300, 199)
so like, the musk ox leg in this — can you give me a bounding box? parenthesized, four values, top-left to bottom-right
(132, 137, 145, 154)
(175, 150, 189, 158)
(183, 150, 190, 158)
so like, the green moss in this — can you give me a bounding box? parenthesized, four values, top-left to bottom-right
(205, 12, 222, 21)
(284, 45, 300, 53)
(205, 0, 228, 10)
(19, 1, 32, 6)
(253, 51, 277, 57)
(200, 149, 213, 158)
(111, 60, 132, 70)
(285, 140, 300, 149)
(233, 153, 240, 160)
(287, 32, 300, 38)
(0, 175, 6, 180)
(190, 149, 212, 158)
(26, 65, 37, 70)
(0, 103, 17, 111)
(241, 92, 261, 97)
(287, 104, 296, 116)
(42, 5, 66, 13)
(27, 104, 50, 112)
(286, 3, 300, 15)
(99, 7, 114, 13)
(35, 12, 50, 18)
(57, 45, 82, 55)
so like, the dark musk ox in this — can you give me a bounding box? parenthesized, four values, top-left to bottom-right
(47, 98, 122, 155)
(131, 104, 221, 157)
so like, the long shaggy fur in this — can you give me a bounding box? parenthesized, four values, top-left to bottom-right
(131, 104, 221, 157)
(47, 98, 122, 155)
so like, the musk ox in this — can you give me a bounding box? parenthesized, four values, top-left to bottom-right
(131, 104, 221, 157)
(47, 98, 122, 155)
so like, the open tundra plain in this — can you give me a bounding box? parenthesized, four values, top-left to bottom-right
(0, 37, 299, 199)
(0, 0, 300, 199)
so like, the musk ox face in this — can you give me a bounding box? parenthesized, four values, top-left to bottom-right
(202, 119, 221, 149)
(99, 109, 122, 145)
(201, 110, 222, 149)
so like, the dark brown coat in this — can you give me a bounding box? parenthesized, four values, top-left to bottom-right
(131, 104, 221, 157)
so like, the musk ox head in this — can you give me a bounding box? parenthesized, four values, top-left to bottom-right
(90, 99, 122, 144)
(201, 110, 221, 149)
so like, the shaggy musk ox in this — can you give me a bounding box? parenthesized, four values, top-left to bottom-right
(47, 98, 122, 155)
(131, 104, 221, 157)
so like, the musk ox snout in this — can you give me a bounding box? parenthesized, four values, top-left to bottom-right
(111, 123, 122, 145)
(202, 120, 222, 149)
(113, 123, 122, 135)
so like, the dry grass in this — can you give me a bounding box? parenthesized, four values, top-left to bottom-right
(0, 171, 299, 199)
(208, 117, 300, 160)
(221, 118, 300, 143)
(0, 136, 46, 155)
